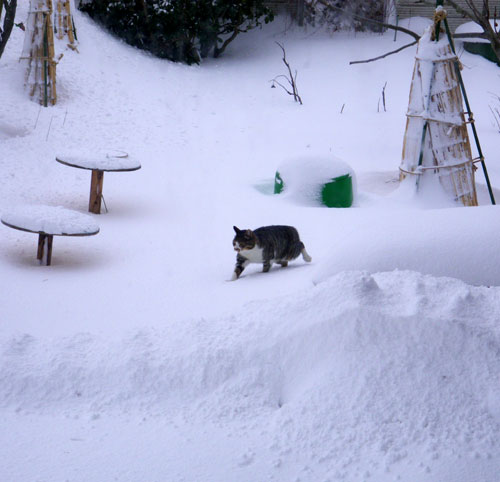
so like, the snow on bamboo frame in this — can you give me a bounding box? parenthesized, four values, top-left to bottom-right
(21, 0, 57, 106)
(399, 27, 478, 207)
(54, 0, 77, 46)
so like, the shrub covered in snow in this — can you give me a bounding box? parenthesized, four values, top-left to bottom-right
(78, 0, 274, 64)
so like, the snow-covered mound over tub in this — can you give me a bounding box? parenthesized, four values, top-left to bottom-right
(1, 270, 499, 481)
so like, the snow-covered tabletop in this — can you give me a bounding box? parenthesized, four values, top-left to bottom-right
(55, 151, 141, 172)
(55, 151, 141, 214)
(1, 205, 99, 236)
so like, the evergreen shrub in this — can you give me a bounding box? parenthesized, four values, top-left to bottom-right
(79, 0, 274, 64)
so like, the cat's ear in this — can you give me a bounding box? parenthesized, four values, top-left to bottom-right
(233, 226, 241, 234)
(246, 229, 253, 235)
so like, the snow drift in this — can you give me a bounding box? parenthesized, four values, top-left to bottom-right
(1, 271, 499, 480)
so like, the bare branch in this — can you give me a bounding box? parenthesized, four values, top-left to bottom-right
(350, 40, 419, 65)
(453, 32, 490, 40)
(274, 42, 303, 104)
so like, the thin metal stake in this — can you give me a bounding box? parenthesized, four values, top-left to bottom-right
(442, 14, 496, 204)
(101, 194, 109, 214)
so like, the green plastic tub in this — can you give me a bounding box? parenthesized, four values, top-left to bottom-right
(274, 170, 353, 207)
(321, 174, 353, 208)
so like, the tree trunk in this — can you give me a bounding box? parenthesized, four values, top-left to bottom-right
(0, 0, 17, 59)
(213, 28, 239, 58)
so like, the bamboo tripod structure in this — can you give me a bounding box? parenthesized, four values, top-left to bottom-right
(21, 0, 57, 106)
(400, 2, 495, 206)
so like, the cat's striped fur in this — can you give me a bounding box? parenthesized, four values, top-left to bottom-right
(231, 225, 311, 280)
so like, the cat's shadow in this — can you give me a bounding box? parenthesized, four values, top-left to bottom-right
(235, 262, 312, 281)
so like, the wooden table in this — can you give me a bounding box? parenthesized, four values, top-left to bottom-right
(56, 151, 141, 214)
(1, 205, 100, 266)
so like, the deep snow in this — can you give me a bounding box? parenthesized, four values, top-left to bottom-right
(1, 4, 499, 481)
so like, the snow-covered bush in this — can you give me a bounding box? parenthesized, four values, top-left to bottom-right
(78, 0, 274, 64)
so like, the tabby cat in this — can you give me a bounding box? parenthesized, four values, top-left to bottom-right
(231, 225, 312, 280)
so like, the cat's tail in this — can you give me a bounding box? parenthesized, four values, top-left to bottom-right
(301, 247, 312, 263)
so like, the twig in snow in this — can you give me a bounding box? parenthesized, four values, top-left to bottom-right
(46, 116, 54, 141)
(489, 105, 500, 132)
(270, 42, 303, 105)
(34, 105, 42, 129)
(488, 92, 500, 132)
(382, 82, 387, 112)
(350, 40, 418, 65)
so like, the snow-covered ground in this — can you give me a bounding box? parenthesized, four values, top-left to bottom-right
(1, 4, 499, 481)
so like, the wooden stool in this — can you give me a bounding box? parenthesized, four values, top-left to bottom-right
(1, 205, 100, 265)
(56, 152, 141, 214)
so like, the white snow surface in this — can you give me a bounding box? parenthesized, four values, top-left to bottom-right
(1, 4, 500, 481)
(1, 204, 99, 235)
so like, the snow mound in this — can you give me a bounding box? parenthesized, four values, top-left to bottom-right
(1, 270, 499, 479)
(314, 205, 500, 287)
(275, 155, 356, 206)
(0, 121, 28, 140)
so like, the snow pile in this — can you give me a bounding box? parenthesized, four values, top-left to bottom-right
(314, 205, 500, 287)
(275, 155, 356, 206)
(1, 270, 499, 480)
(1, 205, 99, 235)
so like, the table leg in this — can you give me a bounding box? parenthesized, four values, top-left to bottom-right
(37, 233, 46, 262)
(37, 234, 54, 265)
(89, 169, 104, 214)
(46, 235, 54, 266)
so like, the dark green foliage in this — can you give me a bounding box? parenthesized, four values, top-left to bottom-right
(78, 0, 274, 64)
(0, 0, 18, 59)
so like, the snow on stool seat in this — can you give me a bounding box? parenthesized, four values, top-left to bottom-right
(274, 156, 356, 207)
(1, 205, 100, 266)
(55, 150, 141, 214)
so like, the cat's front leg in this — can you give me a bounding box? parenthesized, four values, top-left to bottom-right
(232, 255, 249, 280)
(262, 260, 272, 273)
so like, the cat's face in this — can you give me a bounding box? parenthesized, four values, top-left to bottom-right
(233, 226, 257, 252)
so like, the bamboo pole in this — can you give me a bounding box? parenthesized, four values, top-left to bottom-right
(54, 0, 76, 45)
